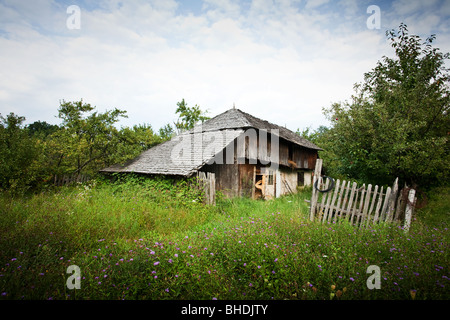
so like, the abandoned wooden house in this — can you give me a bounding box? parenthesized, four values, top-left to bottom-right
(101, 108, 322, 199)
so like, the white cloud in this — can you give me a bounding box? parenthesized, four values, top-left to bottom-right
(305, 0, 330, 10)
(0, 0, 449, 133)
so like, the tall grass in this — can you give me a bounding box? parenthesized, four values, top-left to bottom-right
(0, 177, 448, 300)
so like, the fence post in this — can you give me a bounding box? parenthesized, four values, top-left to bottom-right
(403, 188, 416, 233)
(310, 159, 323, 221)
(386, 178, 398, 222)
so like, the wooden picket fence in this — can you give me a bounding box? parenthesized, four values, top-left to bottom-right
(54, 174, 90, 186)
(309, 159, 417, 232)
(197, 171, 216, 205)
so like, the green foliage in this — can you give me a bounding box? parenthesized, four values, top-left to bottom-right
(0, 113, 41, 192)
(112, 124, 163, 166)
(51, 99, 128, 176)
(158, 123, 175, 141)
(0, 183, 448, 300)
(174, 98, 210, 133)
(321, 24, 449, 188)
(0, 98, 211, 193)
(26, 121, 58, 138)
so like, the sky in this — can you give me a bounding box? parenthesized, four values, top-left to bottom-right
(1, 0, 449, 133)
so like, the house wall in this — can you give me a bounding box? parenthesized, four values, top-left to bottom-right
(201, 162, 239, 198)
(201, 134, 318, 199)
(235, 130, 317, 171)
(278, 168, 298, 196)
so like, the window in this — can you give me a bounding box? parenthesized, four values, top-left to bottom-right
(267, 170, 274, 185)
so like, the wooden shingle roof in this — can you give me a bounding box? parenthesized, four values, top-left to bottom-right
(195, 108, 322, 151)
(101, 108, 321, 176)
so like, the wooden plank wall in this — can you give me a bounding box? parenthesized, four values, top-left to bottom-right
(197, 171, 216, 205)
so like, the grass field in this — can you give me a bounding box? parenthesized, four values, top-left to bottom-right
(0, 176, 448, 300)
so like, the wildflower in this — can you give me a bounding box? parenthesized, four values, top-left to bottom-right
(350, 277, 354, 282)
(174, 254, 178, 258)
(154, 261, 160, 266)
(165, 288, 169, 293)
(168, 259, 173, 263)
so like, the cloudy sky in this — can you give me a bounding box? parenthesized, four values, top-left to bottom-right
(1, 0, 449, 133)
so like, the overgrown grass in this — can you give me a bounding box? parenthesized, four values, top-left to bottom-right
(0, 177, 448, 300)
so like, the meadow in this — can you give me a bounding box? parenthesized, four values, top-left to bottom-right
(0, 176, 448, 300)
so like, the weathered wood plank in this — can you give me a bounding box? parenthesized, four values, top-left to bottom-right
(386, 178, 398, 222)
(372, 186, 384, 224)
(318, 178, 330, 220)
(403, 188, 416, 233)
(361, 184, 372, 226)
(322, 181, 335, 223)
(339, 180, 351, 221)
(350, 187, 360, 224)
(355, 184, 366, 225)
(366, 184, 378, 226)
(334, 180, 347, 222)
(346, 182, 357, 222)
(380, 187, 391, 222)
(310, 159, 323, 221)
(326, 179, 341, 223)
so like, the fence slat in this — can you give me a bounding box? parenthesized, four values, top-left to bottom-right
(346, 182, 357, 222)
(372, 186, 384, 224)
(355, 184, 366, 225)
(322, 181, 334, 223)
(339, 180, 351, 221)
(360, 184, 372, 225)
(333, 180, 347, 223)
(403, 189, 416, 233)
(386, 178, 399, 222)
(350, 188, 360, 224)
(318, 178, 330, 221)
(326, 179, 341, 223)
(366, 185, 378, 226)
(380, 187, 391, 222)
(308, 160, 415, 232)
(310, 159, 323, 221)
